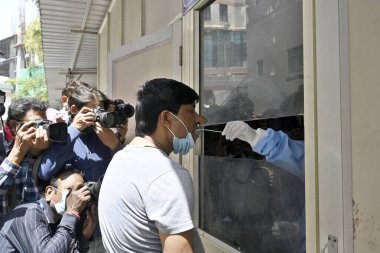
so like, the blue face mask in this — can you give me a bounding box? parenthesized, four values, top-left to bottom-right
(167, 112, 195, 155)
(52, 188, 68, 215)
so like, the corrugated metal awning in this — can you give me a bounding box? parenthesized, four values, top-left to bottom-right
(39, 0, 111, 108)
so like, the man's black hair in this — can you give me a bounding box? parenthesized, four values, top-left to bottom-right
(7, 98, 47, 123)
(67, 85, 96, 111)
(92, 89, 112, 110)
(62, 80, 91, 97)
(40, 169, 83, 196)
(135, 78, 199, 136)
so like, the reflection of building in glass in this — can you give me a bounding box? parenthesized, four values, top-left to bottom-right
(287, 45, 303, 80)
(201, 0, 304, 125)
(245, 0, 303, 117)
(199, 1, 305, 253)
(201, 0, 248, 113)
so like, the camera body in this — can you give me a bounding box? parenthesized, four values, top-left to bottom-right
(0, 90, 6, 117)
(33, 119, 67, 143)
(85, 176, 103, 204)
(93, 99, 134, 128)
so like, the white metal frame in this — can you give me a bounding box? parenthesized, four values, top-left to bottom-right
(314, 0, 353, 252)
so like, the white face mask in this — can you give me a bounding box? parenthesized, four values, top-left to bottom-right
(166, 112, 195, 155)
(51, 188, 69, 215)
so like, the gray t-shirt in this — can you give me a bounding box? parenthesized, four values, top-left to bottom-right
(99, 146, 204, 253)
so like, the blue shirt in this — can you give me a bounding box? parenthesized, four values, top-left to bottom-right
(38, 125, 122, 182)
(253, 128, 305, 182)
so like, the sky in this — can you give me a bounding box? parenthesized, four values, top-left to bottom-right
(0, 0, 39, 40)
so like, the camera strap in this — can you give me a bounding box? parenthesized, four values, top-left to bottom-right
(0, 132, 7, 160)
(31, 154, 44, 183)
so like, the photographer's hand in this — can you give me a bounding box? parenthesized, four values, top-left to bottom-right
(72, 106, 95, 131)
(82, 204, 98, 240)
(29, 125, 49, 157)
(94, 122, 120, 150)
(8, 121, 36, 165)
(116, 119, 128, 143)
(66, 183, 91, 217)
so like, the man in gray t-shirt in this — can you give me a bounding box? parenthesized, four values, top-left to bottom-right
(98, 78, 206, 253)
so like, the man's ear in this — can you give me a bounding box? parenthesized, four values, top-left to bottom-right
(160, 110, 172, 128)
(70, 104, 78, 114)
(8, 119, 19, 133)
(45, 186, 54, 202)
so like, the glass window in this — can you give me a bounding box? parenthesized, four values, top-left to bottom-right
(204, 5, 211, 21)
(257, 59, 263, 76)
(287, 45, 303, 81)
(199, 1, 305, 252)
(219, 4, 228, 22)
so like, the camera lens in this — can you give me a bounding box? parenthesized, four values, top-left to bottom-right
(118, 103, 135, 118)
(98, 112, 115, 127)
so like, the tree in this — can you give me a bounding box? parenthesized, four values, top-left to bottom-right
(24, 18, 43, 65)
(10, 14, 48, 102)
(9, 75, 48, 102)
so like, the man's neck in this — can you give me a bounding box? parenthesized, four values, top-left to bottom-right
(130, 136, 171, 155)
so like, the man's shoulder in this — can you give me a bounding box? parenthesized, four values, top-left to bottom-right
(0, 201, 41, 229)
(10, 201, 41, 216)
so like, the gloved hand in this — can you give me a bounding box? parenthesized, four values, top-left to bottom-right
(222, 121, 261, 147)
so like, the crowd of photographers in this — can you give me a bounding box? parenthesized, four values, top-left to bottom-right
(0, 80, 133, 253)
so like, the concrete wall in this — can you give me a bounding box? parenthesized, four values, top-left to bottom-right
(350, 0, 380, 252)
(144, 0, 181, 35)
(98, 0, 181, 92)
(114, 42, 174, 142)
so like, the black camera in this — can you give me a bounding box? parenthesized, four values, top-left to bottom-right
(0, 90, 5, 117)
(85, 176, 103, 204)
(94, 99, 134, 128)
(33, 119, 67, 143)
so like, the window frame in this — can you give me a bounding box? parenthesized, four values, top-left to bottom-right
(181, 0, 353, 252)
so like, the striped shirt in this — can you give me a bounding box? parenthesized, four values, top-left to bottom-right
(0, 198, 87, 253)
(0, 157, 40, 219)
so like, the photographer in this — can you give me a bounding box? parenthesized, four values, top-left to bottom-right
(0, 170, 96, 253)
(37, 84, 124, 252)
(0, 98, 51, 219)
(47, 80, 92, 124)
(37, 85, 123, 182)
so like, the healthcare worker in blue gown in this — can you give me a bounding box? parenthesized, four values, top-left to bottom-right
(222, 120, 306, 253)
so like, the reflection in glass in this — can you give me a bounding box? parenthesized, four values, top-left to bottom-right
(199, 116, 305, 252)
(200, 0, 303, 126)
(199, 1, 304, 252)
(200, 156, 305, 253)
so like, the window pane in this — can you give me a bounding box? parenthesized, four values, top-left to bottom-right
(204, 5, 211, 21)
(199, 1, 305, 253)
(200, 0, 304, 125)
(219, 4, 228, 22)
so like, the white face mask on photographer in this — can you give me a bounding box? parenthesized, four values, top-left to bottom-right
(166, 112, 195, 155)
(51, 188, 69, 215)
